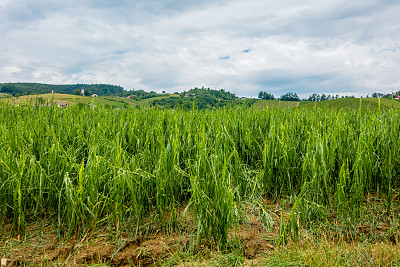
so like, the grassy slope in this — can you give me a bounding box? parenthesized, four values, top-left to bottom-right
(0, 93, 12, 99)
(253, 99, 300, 109)
(254, 98, 400, 111)
(300, 97, 400, 110)
(365, 97, 400, 108)
(140, 94, 180, 105)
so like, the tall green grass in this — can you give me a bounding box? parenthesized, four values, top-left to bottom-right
(0, 103, 399, 248)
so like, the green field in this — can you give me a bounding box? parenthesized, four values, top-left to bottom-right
(300, 97, 400, 110)
(254, 97, 400, 111)
(0, 102, 399, 265)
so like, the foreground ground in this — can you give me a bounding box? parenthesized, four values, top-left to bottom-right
(1, 198, 399, 266)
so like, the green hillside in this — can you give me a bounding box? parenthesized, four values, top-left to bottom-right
(253, 99, 300, 109)
(253, 97, 400, 111)
(300, 97, 400, 110)
(364, 97, 400, 108)
(0, 93, 11, 99)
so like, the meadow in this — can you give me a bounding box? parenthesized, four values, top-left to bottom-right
(0, 100, 399, 265)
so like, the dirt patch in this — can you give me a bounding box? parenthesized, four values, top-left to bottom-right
(1, 218, 277, 266)
(1, 223, 198, 267)
(2, 196, 396, 266)
(0, 200, 280, 266)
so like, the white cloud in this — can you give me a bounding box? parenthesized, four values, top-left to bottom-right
(1, 0, 400, 97)
(1, 66, 22, 76)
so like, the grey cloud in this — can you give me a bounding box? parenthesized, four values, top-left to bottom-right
(1, 0, 400, 97)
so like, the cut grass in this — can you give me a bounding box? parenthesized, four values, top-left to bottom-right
(364, 97, 400, 109)
(299, 97, 400, 110)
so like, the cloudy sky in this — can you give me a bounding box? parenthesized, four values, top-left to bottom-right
(1, 0, 400, 97)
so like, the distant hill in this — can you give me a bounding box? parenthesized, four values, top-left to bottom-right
(0, 88, 255, 110)
(0, 83, 125, 96)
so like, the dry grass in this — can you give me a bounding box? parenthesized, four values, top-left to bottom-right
(264, 239, 400, 267)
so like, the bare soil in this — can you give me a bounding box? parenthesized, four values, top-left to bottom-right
(1, 198, 398, 266)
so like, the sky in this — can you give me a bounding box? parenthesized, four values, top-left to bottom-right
(1, 0, 400, 98)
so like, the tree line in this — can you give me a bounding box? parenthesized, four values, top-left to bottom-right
(0, 83, 125, 96)
(258, 91, 300, 101)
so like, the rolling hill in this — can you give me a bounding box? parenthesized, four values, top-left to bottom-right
(299, 97, 400, 110)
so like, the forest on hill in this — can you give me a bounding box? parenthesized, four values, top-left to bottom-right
(151, 87, 255, 109)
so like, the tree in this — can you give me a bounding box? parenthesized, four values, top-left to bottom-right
(372, 92, 383, 98)
(74, 89, 80, 95)
(307, 93, 319, 101)
(280, 92, 300, 101)
(258, 91, 275, 100)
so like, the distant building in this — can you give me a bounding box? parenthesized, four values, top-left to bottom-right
(55, 102, 67, 108)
